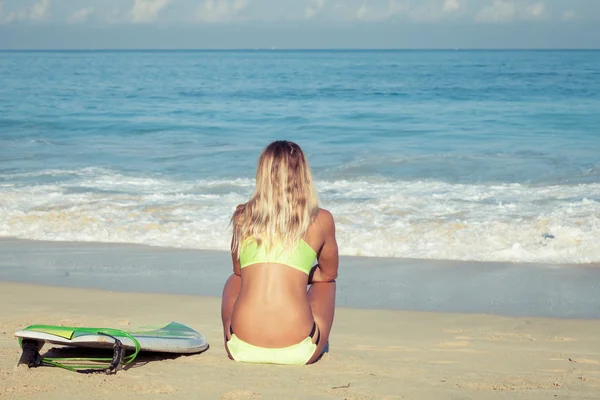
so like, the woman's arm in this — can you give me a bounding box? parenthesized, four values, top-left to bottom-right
(312, 209, 339, 282)
(230, 204, 245, 277)
(231, 236, 242, 276)
(308, 264, 334, 283)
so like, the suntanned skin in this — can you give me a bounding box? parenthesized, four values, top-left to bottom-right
(221, 208, 339, 364)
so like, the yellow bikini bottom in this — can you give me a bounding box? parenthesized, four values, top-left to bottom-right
(227, 324, 319, 365)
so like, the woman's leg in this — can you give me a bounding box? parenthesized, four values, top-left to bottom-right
(221, 274, 241, 357)
(306, 281, 336, 364)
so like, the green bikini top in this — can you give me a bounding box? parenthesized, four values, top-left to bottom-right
(239, 238, 317, 275)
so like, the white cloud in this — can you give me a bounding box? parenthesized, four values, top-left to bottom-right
(105, 7, 126, 24)
(356, 3, 367, 19)
(0, 0, 595, 26)
(131, 0, 171, 23)
(528, 2, 546, 18)
(334, 0, 465, 23)
(408, 4, 444, 21)
(403, 0, 467, 22)
(233, 0, 247, 11)
(68, 7, 94, 23)
(306, 0, 326, 19)
(29, 0, 50, 21)
(332, 1, 403, 22)
(475, 1, 550, 22)
(475, 0, 518, 22)
(0, 0, 5, 24)
(0, 0, 50, 23)
(443, 0, 461, 13)
(562, 9, 576, 20)
(196, 0, 248, 22)
(3, 12, 15, 23)
(386, 0, 409, 19)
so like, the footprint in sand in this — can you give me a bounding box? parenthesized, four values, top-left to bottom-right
(428, 360, 458, 365)
(455, 336, 473, 340)
(388, 346, 419, 352)
(133, 383, 176, 394)
(220, 390, 260, 400)
(578, 376, 600, 385)
(438, 349, 489, 354)
(548, 336, 576, 343)
(354, 344, 418, 352)
(457, 378, 556, 391)
(569, 358, 600, 365)
(487, 332, 537, 341)
(437, 341, 470, 348)
(487, 333, 575, 343)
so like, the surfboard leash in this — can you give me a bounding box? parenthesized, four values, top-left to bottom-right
(18, 329, 141, 375)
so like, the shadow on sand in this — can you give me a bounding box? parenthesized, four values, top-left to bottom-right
(21, 343, 210, 373)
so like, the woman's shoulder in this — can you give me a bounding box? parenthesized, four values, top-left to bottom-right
(316, 207, 333, 218)
(313, 208, 335, 227)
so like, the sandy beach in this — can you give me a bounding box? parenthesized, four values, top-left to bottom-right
(0, 240, 599, 399)
(2, 283, 600, 400)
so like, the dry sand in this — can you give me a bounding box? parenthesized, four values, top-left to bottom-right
(1, 282, 600, 400)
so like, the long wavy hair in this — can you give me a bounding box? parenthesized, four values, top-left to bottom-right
(231, 141, 319, 256)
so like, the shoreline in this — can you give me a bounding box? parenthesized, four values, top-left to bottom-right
(2, 281, 600, 399)
(3, 235, 600, 267)
(1, 237, 600, 319)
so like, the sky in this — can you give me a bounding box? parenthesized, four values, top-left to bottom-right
(0, 0, 599, 49)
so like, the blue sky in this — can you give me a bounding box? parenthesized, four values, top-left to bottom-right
(0, 0, 599, 48)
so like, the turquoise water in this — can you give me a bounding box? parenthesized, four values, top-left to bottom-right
(1, 50, 599, 263)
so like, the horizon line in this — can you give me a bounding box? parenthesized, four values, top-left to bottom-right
(1, 48, 599, 52)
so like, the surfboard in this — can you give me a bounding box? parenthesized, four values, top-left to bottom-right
(15, 322, 208, 354)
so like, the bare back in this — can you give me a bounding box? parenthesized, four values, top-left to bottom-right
(228, 208, 338, 348)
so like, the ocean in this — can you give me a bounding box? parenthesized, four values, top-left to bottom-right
(1, 50, 599, 264)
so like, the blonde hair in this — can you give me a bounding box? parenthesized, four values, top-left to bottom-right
(231, 141, 319, 256)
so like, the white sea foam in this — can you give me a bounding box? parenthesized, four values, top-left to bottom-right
(1, 168, 599, 264)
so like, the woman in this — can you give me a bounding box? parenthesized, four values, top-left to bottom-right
(221, 140, 338, 365)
